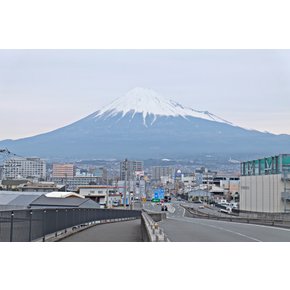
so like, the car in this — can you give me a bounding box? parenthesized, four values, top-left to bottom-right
(161, 205, 168, 212)
(219, 208, 230, 214)
(198, 205, 205, 209)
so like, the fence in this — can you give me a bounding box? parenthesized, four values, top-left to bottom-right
(0, 208, 141, 242)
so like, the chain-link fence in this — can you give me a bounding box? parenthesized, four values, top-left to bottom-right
(0, 208, 141, 242)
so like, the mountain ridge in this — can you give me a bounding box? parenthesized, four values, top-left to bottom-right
(94, 87, 233, 127)
(1, 87, 290, 160)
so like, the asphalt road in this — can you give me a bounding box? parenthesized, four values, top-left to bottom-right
(144, 200, 290, 242)
(60, 219, 142, 242)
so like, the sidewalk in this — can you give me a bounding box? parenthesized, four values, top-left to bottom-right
(60, 219, 142, 242)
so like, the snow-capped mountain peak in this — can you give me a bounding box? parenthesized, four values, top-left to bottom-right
(95, 87, 232, 126)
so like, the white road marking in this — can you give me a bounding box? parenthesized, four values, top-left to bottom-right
(226, 221, 290, 232)
(167, 216, 263, 242)
(182, 207, 185, 217)
(182, 216, 290, 233)
(204, 223, 263, 242)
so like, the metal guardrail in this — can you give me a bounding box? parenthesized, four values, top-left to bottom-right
(182, 205, 290, 229)
(0, 208, 141, 242)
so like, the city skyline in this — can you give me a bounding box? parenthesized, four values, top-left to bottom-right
(0, 49, 290, 140)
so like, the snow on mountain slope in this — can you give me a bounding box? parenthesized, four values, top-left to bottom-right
(94, 87, 232, 126)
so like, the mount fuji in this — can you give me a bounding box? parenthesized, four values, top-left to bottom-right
(1, 87, 290, 160)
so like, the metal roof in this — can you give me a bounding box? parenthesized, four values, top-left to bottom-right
(0, 191, 44, 208)
(9, 195, 40, 206)
(79, 199, 101, 208)
(30, 196, 100, 208)
(1, 180, 28, 186)
(0, 191, 100, 209)
(0, 193, 19, 205)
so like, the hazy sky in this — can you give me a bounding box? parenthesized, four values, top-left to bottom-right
(0, 49, 290, 140)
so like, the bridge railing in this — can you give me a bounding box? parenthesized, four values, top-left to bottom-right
(0, 208, 141, 242)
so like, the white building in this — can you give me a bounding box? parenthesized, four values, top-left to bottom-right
(78, 185, 120, 206)
(3, 157, 46, 180)
(181, 175, 196, 192)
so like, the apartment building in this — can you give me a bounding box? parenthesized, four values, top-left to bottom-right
(3, 157, 46, 180)
(120, 159, 143, 180)
(52, 164, 75, 178)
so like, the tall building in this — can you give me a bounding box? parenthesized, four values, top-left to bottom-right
(240, 154, 290, 213)
(120, 159, 143, 181)
(52, 164, 75, 178)
(94, 167, 108, 180)
(152, 166, 174, 181)
(3, 157, 46, 180)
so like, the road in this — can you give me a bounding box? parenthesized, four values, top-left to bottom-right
(60, 219, 142, 242)
(144, 199, 290, 242)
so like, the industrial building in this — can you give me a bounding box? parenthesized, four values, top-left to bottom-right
(240, 154, 290, 213)
(51, 176, 103, 191)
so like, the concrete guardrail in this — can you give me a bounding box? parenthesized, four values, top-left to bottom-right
(141, 211, 170, 242)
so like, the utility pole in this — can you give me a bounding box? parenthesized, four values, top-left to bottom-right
(65, 173, 68, 192)
(106, 173, 109, 209)
(284, 170, 288, 212)
(131, 171, 136, 210)
(124, 159, 128, 209)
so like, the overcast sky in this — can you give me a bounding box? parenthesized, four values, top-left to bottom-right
(0, 49, 290, 140)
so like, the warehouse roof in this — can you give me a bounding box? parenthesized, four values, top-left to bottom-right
(30, 195, 100, 208)
(45, 191, 85, 199)
(0, 191, 99, 210)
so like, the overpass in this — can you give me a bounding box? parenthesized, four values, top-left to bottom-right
(3, 200, 290, 242)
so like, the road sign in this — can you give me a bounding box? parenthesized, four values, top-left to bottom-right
(154, 188, 165, 200)
(151, 198, 160, 203)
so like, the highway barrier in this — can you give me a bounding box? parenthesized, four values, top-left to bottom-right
(141, 211, 170, 242)
(0, 208, 141, 242)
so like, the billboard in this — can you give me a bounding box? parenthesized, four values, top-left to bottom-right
(241, 154, 290, 176)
